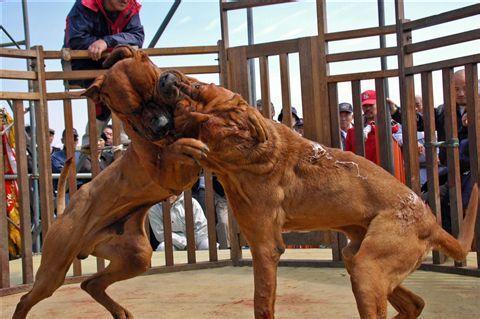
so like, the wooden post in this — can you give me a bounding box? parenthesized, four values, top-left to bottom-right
(395, 1, 420, 193)
(32, 45, 55, 236)
(0, 130, 10, 288)
(375, 78, 395, 174)
(421, 71, 446, 264)
(352, 80, 366, 156)
(465, 63, 480, 268)
(279, 53, 293, 128)
(259, 56, 272, 119)
(13, 100, 34, 284)
(442, 67, 466, 267)
(204, 170, 218, 262)
(184, 190, 197, 264)
(162, 200, 174, 266)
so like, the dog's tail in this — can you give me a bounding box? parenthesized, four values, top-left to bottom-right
(430, 183, 478, 261)
(57, 158, 74, 214)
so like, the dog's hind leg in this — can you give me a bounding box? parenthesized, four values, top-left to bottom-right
(13, 217, 78, 319)
(80, 209, 152, 319)
(388, 285, 425, 319)
(348, 215, 427, 319)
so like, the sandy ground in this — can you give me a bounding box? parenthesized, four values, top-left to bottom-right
(2, 250, 479, 318)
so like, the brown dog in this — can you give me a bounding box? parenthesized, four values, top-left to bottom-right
(156, 70, 478, 319)
(13, 47, 209, 319)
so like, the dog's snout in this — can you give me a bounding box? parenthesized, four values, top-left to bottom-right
(152, 114, 169, 130)
(159, 73, 178, 93)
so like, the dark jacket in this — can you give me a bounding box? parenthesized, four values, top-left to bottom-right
(63, 0, 144, 86)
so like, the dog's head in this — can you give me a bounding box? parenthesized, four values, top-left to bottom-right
(82, 46, 183, 143)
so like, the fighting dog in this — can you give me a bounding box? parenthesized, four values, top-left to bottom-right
(13, 47, 209, 319)
(154, 70, 478, 319)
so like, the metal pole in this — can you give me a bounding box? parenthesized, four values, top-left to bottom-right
(148, 0, 181, 48)
(22, 0, 41, 252)
(247, 8, 256, 106)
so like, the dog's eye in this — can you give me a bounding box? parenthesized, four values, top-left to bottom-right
(194, 84, 201, 89)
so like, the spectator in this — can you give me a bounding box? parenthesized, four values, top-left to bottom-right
(413, 95, 428, 186)
(78, 137, 115, 172)
(148, 193, 209, 251)
(49, 129, 61, 154)
(256, 99, 276, 120)
(391, 69, 468, 166)
(192, 173, 206, 211)
(212, 175, 230, 249)
(101, 124, 113, 147)
(338, 102, 353, 150)
(278, 107, 304, 136)
(63, 0, 144, 146)
(345, 90, 405, 182)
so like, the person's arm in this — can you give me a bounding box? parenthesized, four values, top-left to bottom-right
(102, 15, 145, 48)
(66, 6, 98, 50)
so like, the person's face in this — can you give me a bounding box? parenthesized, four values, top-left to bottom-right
(339, 111, 353, 130)
(454, 71, 467, 106)
(103, 127, 113, 145)
(362, 103, 377, 121)
(415, 96, 423, 114)
(61, 134, 79, 147)
(98, 138, 106, 149)
(104, 0, 129, 12)
(167, 195, 178, 205)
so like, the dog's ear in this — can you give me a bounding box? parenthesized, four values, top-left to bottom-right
(102, 45, 136, 68)
(81, 74, 105, 103)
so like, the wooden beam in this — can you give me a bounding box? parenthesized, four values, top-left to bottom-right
(326, 47, 396, 63)
(259, 56, 272, 119)
(351, 80, 365, 157)
(327, 70, 398, 83)
(184, 190, 197, 264)
(0, 130, 9, 289)
(204, 171, 218, 262)
(375, 78, 395, 175)
(0, 70, 36, 80)
(162, 200, 174, 266)
(279, 53, 293, 128)
(245, 38, 299, 58)
(222, 0, 296, 11)
(325, 25, 396, 42)
(406, 54, 480, 75)
(405, 29, 480, 54)
(0, 48, 36, 58)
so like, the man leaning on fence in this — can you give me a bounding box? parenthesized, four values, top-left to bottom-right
(63, 0, 144, 146)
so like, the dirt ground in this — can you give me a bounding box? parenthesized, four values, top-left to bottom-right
(1, 250, 479, 318)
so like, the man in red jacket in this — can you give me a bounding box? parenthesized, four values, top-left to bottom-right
(64, 0, 144, 145)
(345, 90, 405, 183)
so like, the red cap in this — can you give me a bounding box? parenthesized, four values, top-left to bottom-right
(361, 90, 376, 106)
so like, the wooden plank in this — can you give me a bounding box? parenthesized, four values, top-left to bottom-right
(351, 80, 365, 157)
(442, 68, 466, 267)
(32, 46, 55, 237)
(62, 98, 83, 275)
(465, 64, 480, 268)
(299, 36, 331, 146)
(86, 99, 105, 272)
(259, 56, 272, 119)
(406, 54, 480, 75)
(220, 1, 230, 48)
(279, 53, 293, 128)
(222, 0, 296, 11)
(204, 171, 218, 262)
(13, 101, 34, 284)
(228, 47, 250, 101)
(0, 48, 36, 58)
(0, 92, 40, 101)
(45, 70, 106, 80)
(156, 65, 220, 75)
(403, 3, 480, 31)
(327, 69, 398, 83)
(217, 40, 229, 88)
(0, 70, 36, 80)
(246, 38, 299, 59)
(0, 131, 10, 288)
(375, 78, 395, 175)
(162, 200, 174, 266)
(325, 25, 396, 41)
(406, 29, 480, 54)
(46, 91, 84, 101)
(395, 8, 420, 193)
(326, 47, 397, 63)
(421, 72, 446, 265)
(328, 83, 341, 149)
(183, 190, 196, 264)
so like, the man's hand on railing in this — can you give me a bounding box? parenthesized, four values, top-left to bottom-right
(88, 39, 108, 61)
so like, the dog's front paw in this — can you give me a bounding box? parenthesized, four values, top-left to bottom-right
(168, 138, 209, 165)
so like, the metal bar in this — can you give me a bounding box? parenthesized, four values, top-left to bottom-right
(378, 0, 389, 98)
(148, 0, 181, 48)
(0, 26, 22, 49)
(0, 40, 26, 48)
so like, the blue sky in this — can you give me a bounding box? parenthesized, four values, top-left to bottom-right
(1, 0, 479, 147)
